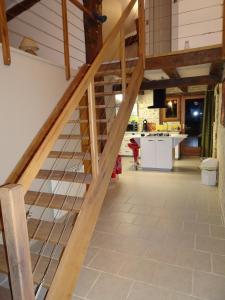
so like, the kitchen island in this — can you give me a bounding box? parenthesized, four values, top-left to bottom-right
(140, 134, 187, 170)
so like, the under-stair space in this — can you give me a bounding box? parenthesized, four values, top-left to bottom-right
(0, 0, 145, 298)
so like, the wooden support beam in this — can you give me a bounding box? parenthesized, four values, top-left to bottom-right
(163, 68, 188, 93)
(83, 0, 103, 64)
(138, 0, 145, 64)
(0, 184, 35, 300)
(139, 75, 218, 90)
(209, 62, 224, 81)
(88, 79, 99, 178)
(69, 0, 96, 22)
(99, 46, 223, 72)
(0, 0, 11, 65)
(223, 0, 225, 58)
(6, 0, 40, 22)
(62, 0, 70, 80)
(120, 28, 126, 99)
(146, 46, 223, 70)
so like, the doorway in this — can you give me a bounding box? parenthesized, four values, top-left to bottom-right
(181, 97, 205, 156)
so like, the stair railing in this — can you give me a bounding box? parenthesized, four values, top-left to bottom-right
(0, 0, 145, 299)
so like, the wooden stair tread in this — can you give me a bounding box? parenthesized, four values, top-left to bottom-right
(0, 245, 58, 288)
(95, 67, 134, 77)
(78, 105, 114, 109)
(25, 191, 84, 211)
(95, 92, 122, 97)
(27, 213, 78, 246)
(58, 134, 107, 141)
(36, 170, 92, 184)
(94, 79, 130, 86)
(48, 151, 91, 160)
(68, 119, 108, 124)
(0, 286, 12, 300)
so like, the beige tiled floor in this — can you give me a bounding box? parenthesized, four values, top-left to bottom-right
(73, 157, 225, 300)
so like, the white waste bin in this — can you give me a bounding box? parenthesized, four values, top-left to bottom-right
(201, 158, 218, 186)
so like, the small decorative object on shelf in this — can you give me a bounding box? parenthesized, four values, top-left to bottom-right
(19, 37, 39, 56)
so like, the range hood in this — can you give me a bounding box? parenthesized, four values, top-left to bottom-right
(148, 89, 167, 109)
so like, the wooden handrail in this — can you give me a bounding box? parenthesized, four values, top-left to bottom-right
(17, 0, 139, 193)
(0, 0, 11, 65)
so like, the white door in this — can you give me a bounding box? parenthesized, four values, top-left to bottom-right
(141, 138, 156, 168)
(156, 138, 173, 169)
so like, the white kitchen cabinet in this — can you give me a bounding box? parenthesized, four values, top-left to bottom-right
(141, 137, 173, 170)
(141, 138, 156, 168)
(156, 138, 173, 169)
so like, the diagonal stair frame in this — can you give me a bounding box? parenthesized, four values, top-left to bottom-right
(0, 0, 145, 299)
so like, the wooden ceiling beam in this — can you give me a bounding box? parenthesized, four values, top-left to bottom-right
(163, 67, 188, 93)
(113, 75, 217, 91)
(139, 75, 218, 90)
(6, 0, 41, 22)
(146, 46, 223, 70)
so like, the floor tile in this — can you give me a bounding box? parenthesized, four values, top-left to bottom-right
(197, 214, 223, 225)
(184, 222, 210, 236)
(170, 293, 202, 300)
(176, 248, 211, 272)
(83, 247, 99, 266)
(74, 267, 100, 298)
(212, 254, 225, 276)
(154, 263, 193, 294)
(196, 235, 225, 255)
(127, 282, 170, 300)
(211, 225, 225, 239)
(87, 273, 132, 300)
(89, 249, 132, 274)
(193, 271, 225, 300)
(119, 258, 157, 283)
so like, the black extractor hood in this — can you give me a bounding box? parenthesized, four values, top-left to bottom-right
(148, 89, 167, 109)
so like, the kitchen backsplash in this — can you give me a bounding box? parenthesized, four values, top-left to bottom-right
(129, 95, 181, 132)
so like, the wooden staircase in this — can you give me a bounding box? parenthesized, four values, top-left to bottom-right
(0, 0, 145, 299)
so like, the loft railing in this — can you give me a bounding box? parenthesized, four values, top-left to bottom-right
(0, 0, 145, 299)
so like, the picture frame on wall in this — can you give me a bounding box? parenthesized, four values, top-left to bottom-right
(221, 82, 225, 127)
(160, 96, 181, 122)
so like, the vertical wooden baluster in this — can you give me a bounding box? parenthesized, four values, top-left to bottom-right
(120, 28, 126, 99)
(62, 0, 70, 80)
(0, 184, 35, 300)
(88, 79, 99, 178)
(138, 0, 145, 64)
(0, 0, 11, 65)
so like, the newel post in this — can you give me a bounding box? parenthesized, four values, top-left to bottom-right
(0, 184, 35, 300)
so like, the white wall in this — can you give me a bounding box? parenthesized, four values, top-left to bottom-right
(172, 0, 223, 51)
(214, 83, 225, 222)
(145, 0, 172, 56)
(7, 0, 85, 69)
(0, 45, 76, 184)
